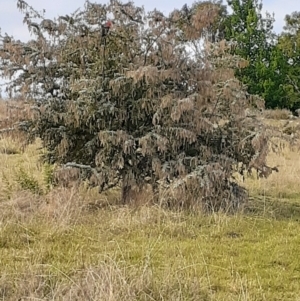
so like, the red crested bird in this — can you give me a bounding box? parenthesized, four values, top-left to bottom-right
(101, 20, 113, 37)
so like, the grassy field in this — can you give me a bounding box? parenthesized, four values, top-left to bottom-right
(1, 105, 300, 300)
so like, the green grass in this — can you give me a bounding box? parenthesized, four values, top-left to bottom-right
(1, 199, 300, 300)
(1, 133, 300, 299)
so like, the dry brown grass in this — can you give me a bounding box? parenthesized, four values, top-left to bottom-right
(263, 108, 293, 120)
(243, 138, 300, 200)
(0, 99, 32, 145)
(261, 149, 299, 197)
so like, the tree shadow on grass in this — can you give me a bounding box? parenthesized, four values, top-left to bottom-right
(244, 195, 300, 221)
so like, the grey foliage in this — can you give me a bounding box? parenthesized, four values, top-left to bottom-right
(0, 1, 274, 210)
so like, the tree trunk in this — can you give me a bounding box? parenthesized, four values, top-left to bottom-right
(121, 181, 132, 204)
(151, 181, 160, 203)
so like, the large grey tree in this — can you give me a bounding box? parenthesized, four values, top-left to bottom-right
(0, 0, 273, 210)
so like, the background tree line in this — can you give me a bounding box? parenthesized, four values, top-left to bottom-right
(210, 0, 300, 111)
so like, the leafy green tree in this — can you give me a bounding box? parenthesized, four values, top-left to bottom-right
(223, 0, 287, 108)
(0, 1, 273, 210)
(277, 12, 300, 110)
(260, 44, 290, 109)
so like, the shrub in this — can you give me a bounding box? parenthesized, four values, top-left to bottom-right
(15, 167, 43, 195)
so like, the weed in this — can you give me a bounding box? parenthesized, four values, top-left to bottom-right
(15, 167, 43, 195)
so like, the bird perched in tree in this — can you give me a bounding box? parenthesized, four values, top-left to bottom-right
(101, 20, 113, 37)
